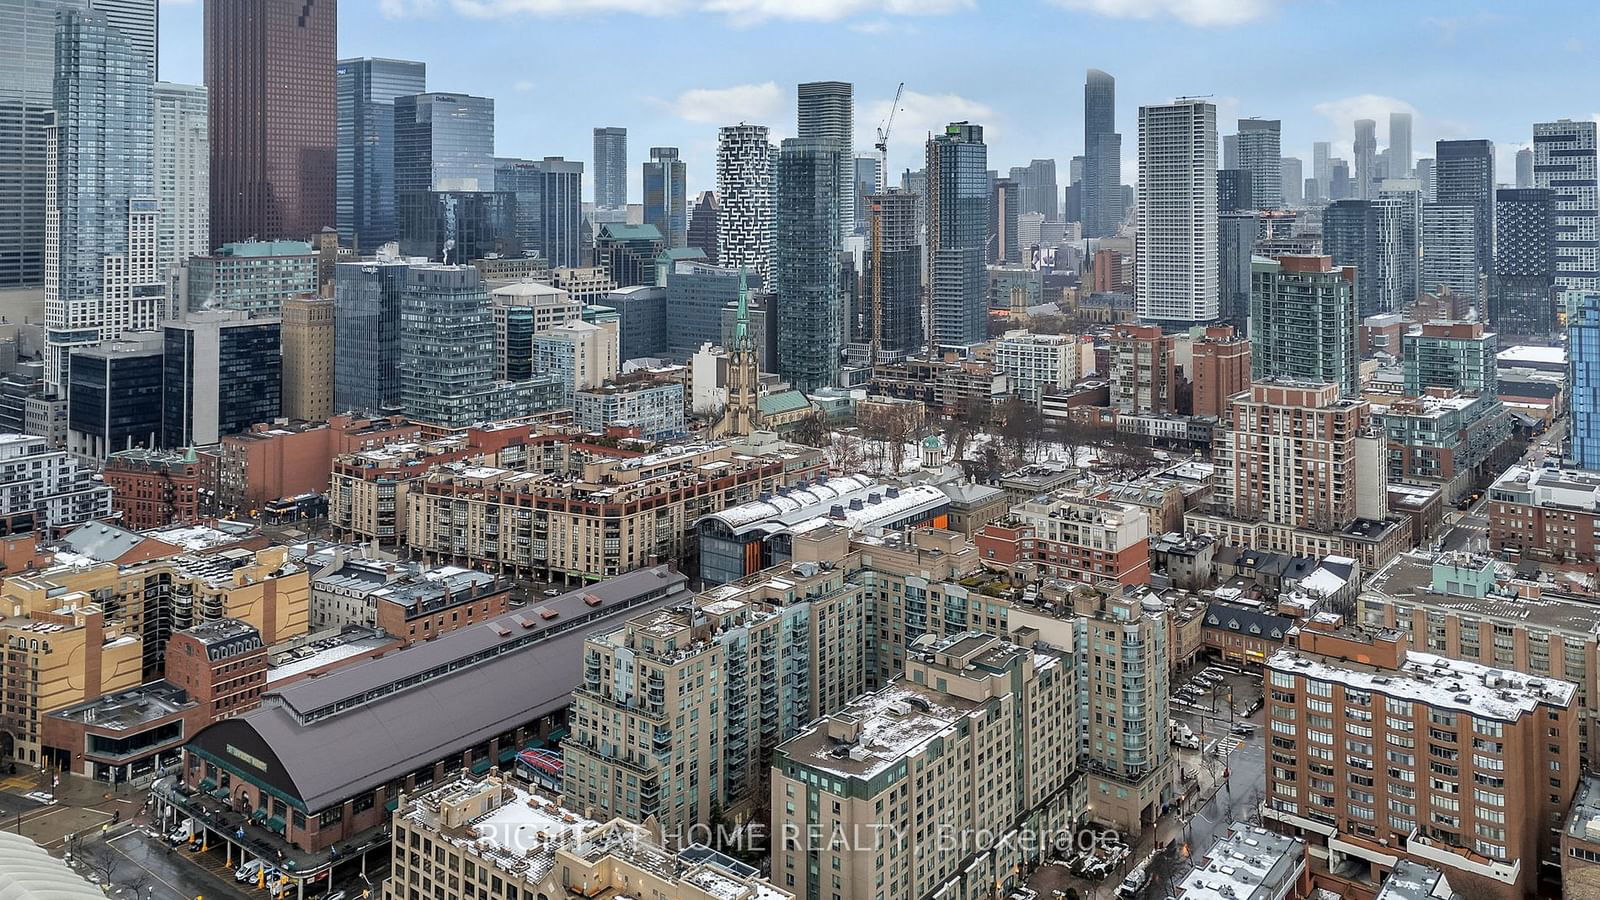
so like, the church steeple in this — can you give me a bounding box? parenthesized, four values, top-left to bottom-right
(710, 265, 762, 438)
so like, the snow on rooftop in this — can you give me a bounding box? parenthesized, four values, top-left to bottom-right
(798, 682, 971, 780)
(1297, 568, 1348, 597)
(1270, 647, 1576, 720)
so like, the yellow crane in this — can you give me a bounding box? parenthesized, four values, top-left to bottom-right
(870, 82, 905, 369)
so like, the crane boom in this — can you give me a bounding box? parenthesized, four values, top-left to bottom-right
(874, 81, 905, 191)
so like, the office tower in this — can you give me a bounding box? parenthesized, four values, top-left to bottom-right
(1415, 157, 1435, 201)
(1082, 69, 1122, 238)
(1492, 187, 1556, 336)
(863, 192, 921, 359)
(1434, 139, 1495, 286)
(163, 311, 282, 447)
(1402, 320, 1497, 397)
(1218, 211, 1258, 331)
(180, 240, 315, 316)
(66, 334, 164, 459)
(1389, 111, 1413, 177)
(686, 190, 718, 264)
(1312, 141, 1331, 203)
(399, 265, 494, 428)
(206, 0, 336, 246)
(1374, 187, 1421, 314)
(333, 256, 409, 413)
(665, 261, 753, 359)
(1250, 255, 1359, 396)
(991, 176, 1020, 263)
(1236, 118, 1282, 209)
(1007, 159, 1055, 223)
(1217, 169, 1253, 212)
(44, 9, 160, 393)
(397, 190, 518, 264)
(774, 633, 1082, 899)
(1264, 623, 1576, 900)
(773, 139, 842, 392)
(1515, 147, 1534, 188)
(1574, 294, 1600, 469)
(593, 223, 663, 288)
(1222, 133, 1239, 169)
(1534, 120, 1600, 292)
(393, 93, 494, 193)
(926, 121, 988, 348)
(642, 147, 686, 248)
(1281, 156, 1303, 207)
(796, 81, 854, 241)
(852, 155, 884, 236)
(1110, 324, 1177, 414)
(153, 83, 209, 277)
(715, 124, 774, 282)
(1137, 98, 1218, 326)
(1321, 200, 1380, 316)
(492, 156, 582, 268)
(1421, 202, 1480, 300)
(488, 282, 578, 378)
(1329, 159, 1352, 200)
(335, 58, 426, 249)
(1354, 118, 1377, 199)
(592, 126, 626, 208)
(85, 0, 156, 73)
(1064, 155, 1083, 223)
(279, 296, 333, 421)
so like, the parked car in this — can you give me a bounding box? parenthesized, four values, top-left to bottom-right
(1230, 723, 1257, 735)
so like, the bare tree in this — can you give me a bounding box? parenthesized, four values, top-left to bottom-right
(78, 839, 118, 885)
(791, 412, 829, 449)
(883, 406, 920, 474)
(827, 431, 864, 474)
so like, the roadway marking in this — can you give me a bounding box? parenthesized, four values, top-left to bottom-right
(106, 830, 188, 899)
(1216, 737, 1245, 758)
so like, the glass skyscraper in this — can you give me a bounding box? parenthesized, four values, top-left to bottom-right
(1433, 139, 1496, 286)
(1082, 69, 1122, 238)
(46, 7, 160, 391)
(400, 265, 494, 426)
(643, 147, 686, 248)
(393, 92, 495, 193)
(333, 256, 409, 413)
(796, 81, 854, 241)
(774, 138, 843, 393)
(926, 122, 988, 348)
(493, 156, 581, 268)
(1, 0, 88, 289)
(1491, 187, 1556, 337)
(593, 127, 627, 208)
(1570, 292, 1600, 469)
(336, 58, 425, 249)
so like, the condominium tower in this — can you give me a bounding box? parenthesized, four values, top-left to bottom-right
(796, 80, 854, 240)
(1136, 98, 1218, 326)
(715, 124, 774, 282)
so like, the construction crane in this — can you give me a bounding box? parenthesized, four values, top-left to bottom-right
(870, 83, 905, 371)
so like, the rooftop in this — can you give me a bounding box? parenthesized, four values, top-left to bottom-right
(1176, 823, 1305, 900)
(1566, 774, 1600, 844)
(780, 679, 979, 780)
(1364, 551, 1600, 634)
(1374, 860, 1456, 900)
(1268, 645, 1576, 720)
(50, 681, 195, 731)
(266, 626, 394, 686)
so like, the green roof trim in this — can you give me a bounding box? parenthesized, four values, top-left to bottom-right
(598, 223, 663, 241)
(658, 247, 707, 261)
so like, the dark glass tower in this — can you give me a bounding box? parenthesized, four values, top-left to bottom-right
(1322, 200, 1379, 317)
(335, 57, 425, 250)
(205, 0, 336, 246)
(593, 126, 626, 208)
(1082, 69, 1122, 238)
(333, 256, 409, 412)
(926, 122, 987, 349)
(1434, 139, 1496, 284)
(774, 138, 843, 392)
(1492, 187, 1556, 337)
(393, 92, 494, 193)
(643, 146, 686, 248)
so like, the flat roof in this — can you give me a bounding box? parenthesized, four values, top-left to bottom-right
(1565, 774, 1600, 843)
(1364, 551, 1600, 634)
(50, 681, 195, 730)
(1374, 859, 1455, 900)
(1269, 645, 1575, 720)
(1177, 824, 1305, 900)
(779, 679, 979, 780)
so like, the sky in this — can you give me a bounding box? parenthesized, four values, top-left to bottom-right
(156, 0, 1597, 200)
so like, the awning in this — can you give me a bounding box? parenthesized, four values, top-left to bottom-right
(470, 758, 492, 775)
(546, 727, 569, 742)
(251, 808, 268, 822)
(497, 747, 518, 764)
(384, 796, 399, 813)
(198, 778, 216, 793)
(266, 816, 285, 834)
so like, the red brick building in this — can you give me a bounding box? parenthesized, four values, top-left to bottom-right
(1488, 464, 1600, 569)
(974, 494, 1151, 586)
(102, 448, 203, 529)
(372, 568, 512, 645)
(1190, 324, 1252, 418)
(210, 415, 422, 514)
(166, 620, 268, 721)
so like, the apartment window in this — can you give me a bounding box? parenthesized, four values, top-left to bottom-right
(1307, 679, 1332, 698)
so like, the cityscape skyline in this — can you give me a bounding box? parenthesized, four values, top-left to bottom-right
(153, 1, 1577, 199)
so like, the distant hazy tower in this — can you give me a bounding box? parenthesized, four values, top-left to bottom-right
(1082, 69, 1122, 238)
(643, 147, 687, 248)
(1534, 120, 1599, 292)
(716, 124, 774, 282)
(796, 81, 854, 241)
(1281, 157, 1303, 207)
(154, 83, 210, 276)
(593, 127, 627, 208)
(1236, 118, 1282, 209)
(1353, 119, 1377, 200)
(1137, 98, 1219, 327)
(1389, 111, 1413, 177)
(1515, 148, 1533, 188)
(206, 0, 337, 246)
(1312, 141, 1332, 202)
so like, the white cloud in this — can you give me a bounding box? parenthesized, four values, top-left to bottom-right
(855, 89, 995, 170)
(1312, 94, 1418, 145)
(437, 0, 970, 22)
(1045, 0, 1282, 26)
(379, 0, 440, 15)
(670, 82, 785, 126)
(513, 80, 535, 92)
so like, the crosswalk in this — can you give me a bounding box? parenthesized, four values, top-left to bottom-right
(1216, 736, 1246, 759)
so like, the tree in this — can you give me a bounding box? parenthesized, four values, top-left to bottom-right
(998, 396, 1045, 466)
(791, 412, 829, 449)
(827, 430, 864, 473)
(78, 839, 118, 885)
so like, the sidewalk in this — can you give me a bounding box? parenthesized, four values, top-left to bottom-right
(6, 771, 148, 851)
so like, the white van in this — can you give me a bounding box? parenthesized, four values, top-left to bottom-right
(168, 820, 195, 844)
(235, 859, 267, 883)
